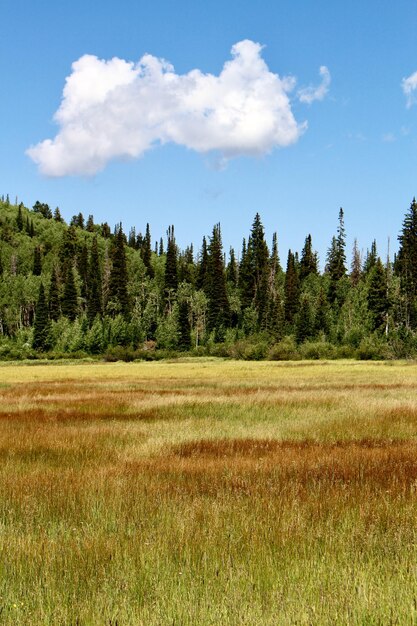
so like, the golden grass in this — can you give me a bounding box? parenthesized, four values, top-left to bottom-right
(0, 359, 417, 624)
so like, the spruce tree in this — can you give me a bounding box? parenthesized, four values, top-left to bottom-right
(141, 223, 154, 277)
(350, 239, 362, 287)
(326, 208, 347, 304)
(87, 236, 102, 324)
(238, 237, 254, 310)
(33, 246, 42, 276)
(363, 240, 377, 275)
(101, 222, 111, 238)
(269, 233, 281, 279)
(164, 226, 178, 304)
(33, 283, 50, 351)
(61, 265, 78, 321)
(196, 236, 208, 292)
(249, 213, 270, 327)
(60, 226, 78, 270)
(178, 299, 191, 350)
(367, 257, 388, 332)
(207, 223, 230, 334)
(48, 266, 61, 321)
(54, 207, 63, 222)
(295, 294, 313, 344)
(16, 204, 23, 231)
(396, 198, 417, 327)
(108, 225, 130, 317)
(226, 247, 238, 285)
(284, 250, 299, 326)
(86, 215, 95, 232)
(299, 234, 318, 281)
(314, 287, 331, 337)
(77, 240, 89, 304)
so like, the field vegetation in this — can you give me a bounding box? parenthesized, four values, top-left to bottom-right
(0, 359, 417, 624)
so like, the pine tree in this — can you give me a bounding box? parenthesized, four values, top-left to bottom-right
(314, 287, 331, 336)
(60, 226, 78, 270)
(178, 245, 195, 285)
(54, 207, 63, 222)
(395, 198, 417, 327)
(87, 236, 102, 324)
(178, 299, 191, 350)
(284, 250, 299, 326)
(86, 215, 95, 232)
(299, 234, 318, 281)
(326, 208, 347, 303)
(249, 213, 270, 327)
(226, 247, 238, 285)
(196, 236, 208, 292)
(77, 240, 89, 304)
(367, 257, 389, 332)
(141, 223, 154, 277)
(350, 238, 362, 287)
(101, 222, 111, 238)
(33, 283, 50, 351)
(164, 226, 178, 308)
(207, 223, 230, 334)
(266, 290, 284, 340)
(238, 237, 254, 310)
(158, 237, 164, 256)
(363, 240, 377, 275)
(269, 232, 281, 279)
(33, 201, 52, 219)
(295, 294, 314, 344)
(108, 225, 130, 317)
(48, 266, 61, 321)
(33, 246, 42, 276)
(16, 204, 23, 231)
(61, 265, 78, 321)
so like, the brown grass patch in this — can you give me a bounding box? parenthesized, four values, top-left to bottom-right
(123, 438, 417, 498)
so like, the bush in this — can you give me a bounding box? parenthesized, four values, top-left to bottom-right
(267, 336, 300, 361)
(299, 341, 336, 360)
(356, 334, 389, 360)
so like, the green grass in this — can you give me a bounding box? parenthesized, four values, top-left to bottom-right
(0, 359, 416, 624)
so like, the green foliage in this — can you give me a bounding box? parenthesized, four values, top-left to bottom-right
(0, 194, 416, 361)
(164, 225, 178, 304)
(61, 265, 79, 321)
(284, 250, 299, 327)
(206, 224, 230, 334)
(32, 283, 50, 351)
(108, 225, 130, 317)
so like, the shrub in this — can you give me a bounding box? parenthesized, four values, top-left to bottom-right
(356, 334, 389, 360)
(267, 336, 300, 361)
(299, 341, 336, 360)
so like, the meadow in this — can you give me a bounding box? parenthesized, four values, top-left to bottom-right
(0, 358, 416, 625)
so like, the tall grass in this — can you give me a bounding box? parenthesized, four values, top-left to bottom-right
(0, 359, 416, 624)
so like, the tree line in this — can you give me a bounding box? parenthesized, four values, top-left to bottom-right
(0, 193, 417, 360)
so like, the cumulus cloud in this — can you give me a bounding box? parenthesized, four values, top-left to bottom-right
(27, 41, 326, 176)
(402, 71, 417, 107)
(297, 66, 331, 104)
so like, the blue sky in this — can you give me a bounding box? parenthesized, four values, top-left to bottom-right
(2, 0, 417, 266)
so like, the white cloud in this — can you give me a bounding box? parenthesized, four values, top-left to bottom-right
(402, 71, 417, 107)
(297, 66, 331, 104)
(27, 41, 325, 176)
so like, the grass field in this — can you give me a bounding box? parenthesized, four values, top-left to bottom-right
(0, 359, 417, 625)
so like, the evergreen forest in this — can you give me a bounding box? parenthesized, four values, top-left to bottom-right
(1, 194, 417, 361)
